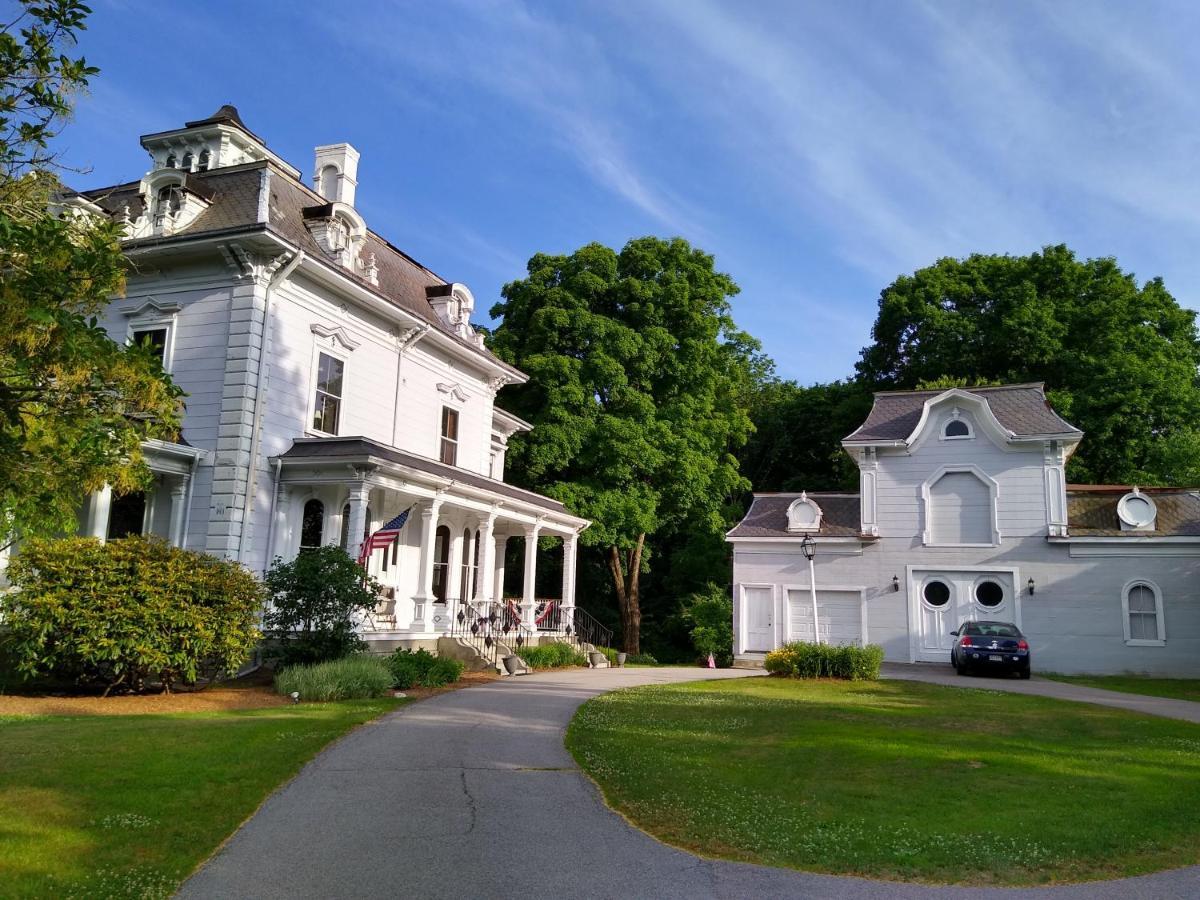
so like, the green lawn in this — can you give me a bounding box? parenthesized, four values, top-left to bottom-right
(1043, 673, 1200, 703)
(566, 677, 1200, 885)
(0, 699, 405, 899)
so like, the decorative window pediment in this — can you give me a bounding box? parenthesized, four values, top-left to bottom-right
(310, 322, 361, 352)
(118, 297, 183, 318)
(786, 492, 823, 532)
(437, 382, 468, 403)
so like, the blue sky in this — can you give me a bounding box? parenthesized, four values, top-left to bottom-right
(53, 1, 1200, 384)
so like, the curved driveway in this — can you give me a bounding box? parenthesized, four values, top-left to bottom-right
(180, 667, 1200, 900)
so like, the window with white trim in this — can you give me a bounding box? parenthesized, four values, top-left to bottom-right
(312, 352, 344, 434)
(440, 406, 459, 466)
(1123, 581, 1165, 645)
(131, 326, 170, 369)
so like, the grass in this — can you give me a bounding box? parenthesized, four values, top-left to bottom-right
(275, 654, 394, 700)
(566, 677, 1200, 885)
(0, 698, 405, 898)
(1042, 673, 1200, 703)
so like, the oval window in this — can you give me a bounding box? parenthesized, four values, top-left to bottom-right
(923, 580, 950, 607)
(975, 580, 1004, 608)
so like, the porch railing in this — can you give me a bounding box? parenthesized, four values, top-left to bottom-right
(449, 599, 535, 667)
(571, 606, 614, 651)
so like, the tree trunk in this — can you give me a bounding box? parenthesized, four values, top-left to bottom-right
(608, 534, 644, 654)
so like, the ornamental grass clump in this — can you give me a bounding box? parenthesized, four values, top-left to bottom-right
(274, 655, 394, 701)
(764, 641, 885, 680)
(518, 642, 588, 669)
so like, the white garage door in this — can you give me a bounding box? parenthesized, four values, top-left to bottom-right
(787, 589, 864, 646)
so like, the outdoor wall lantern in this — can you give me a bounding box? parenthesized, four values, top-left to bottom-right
(798, 534, 821, 643)
(892, 575, 900, 592)
(1027, 577, 1036, 596)
(799, 533, 816, 561)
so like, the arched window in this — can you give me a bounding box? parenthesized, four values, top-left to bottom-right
(432, 525, 451, 602)
(156, 185, 182, 217)
(181, 151, 194, 171)
(165, 153, 177, 169)
(1123, 581, 1165, 645)
(320, 164, 339, 200)
(197, 149, 210, 172)
(300, 499, 324, 550)
(944, 418, 971, 439)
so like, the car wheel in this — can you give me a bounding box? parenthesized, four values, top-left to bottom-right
(955, 657, 968, 676)
(1018, 666, 1031, 680)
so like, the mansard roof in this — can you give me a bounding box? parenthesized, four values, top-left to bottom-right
(844, 383, 1081, 444)
(1067, 486, 1200, 537)
(727, 493, 863, 538)
(276, 436, 571, 515)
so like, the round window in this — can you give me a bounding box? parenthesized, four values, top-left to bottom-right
(975, 580, 1004, 608)
(1117, 493, 1156, 529)
(923, 580, 950, 607)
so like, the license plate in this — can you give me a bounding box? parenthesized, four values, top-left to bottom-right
(989, 654, 1002, 661)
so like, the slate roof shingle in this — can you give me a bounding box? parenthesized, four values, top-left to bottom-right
(1066, 487, 1200, 537)
(727, 493, 863, 538)
(845, 383, 1081, 443)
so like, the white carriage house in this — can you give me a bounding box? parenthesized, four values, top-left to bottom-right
(729, 383, 1200, 675)
(45, 106, 608, 666)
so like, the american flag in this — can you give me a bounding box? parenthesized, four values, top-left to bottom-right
(357, 507, 413, 566)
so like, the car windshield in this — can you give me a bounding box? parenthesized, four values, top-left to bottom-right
(965, 623, 1020, 638)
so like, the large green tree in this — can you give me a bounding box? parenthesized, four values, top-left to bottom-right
(488, 238, 754, 653)
(0, 1, 182, 546)
(856, 245, 1200, 484)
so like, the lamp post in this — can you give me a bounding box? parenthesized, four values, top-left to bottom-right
(800, 533, 820, 644)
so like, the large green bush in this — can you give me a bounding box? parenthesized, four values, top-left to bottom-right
(386, 648, 464, 689)
(518, 642, 587, 669)
(764, 641, 885, 681)
(274, 655, 393, 701)
(684, 584, 734, 666)
(2, 536, 263, 692)
(263, 546, 382, 667)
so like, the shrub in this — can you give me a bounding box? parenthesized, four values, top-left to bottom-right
(684, 584, 734, 666)
(263, 546, 382, 667)
(2, 536, 264, 693)
(386, 648, 464, 689)
(274, 655, 393, 701)
(518, 642, 587, 669)
(764, 641, 885, 681)
(628, 652, 659, 665)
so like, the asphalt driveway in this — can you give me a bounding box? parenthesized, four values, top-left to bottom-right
(179, 666, 1200, 900)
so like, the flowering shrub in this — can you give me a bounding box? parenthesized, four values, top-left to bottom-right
(2, 536, 263, 692)
(764, 641, 885, 680)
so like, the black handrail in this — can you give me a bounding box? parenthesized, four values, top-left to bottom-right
(572, 606, 613, 651)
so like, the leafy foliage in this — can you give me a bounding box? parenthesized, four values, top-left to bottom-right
(0, 2, 182, 546)
(263, 546, 381, 666)
(683, 583, 734, 666)
(856, 245, 1200, 484)
(764, 641, 885, 680)
(274, 655, 394, 701)
(488, 237, 756, 652)
(516, 641, 587, 669)
(1, 536, 264, 692)
(385, 648, 464, 689)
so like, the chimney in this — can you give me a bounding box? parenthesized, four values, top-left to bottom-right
(313, 143, 360, 206)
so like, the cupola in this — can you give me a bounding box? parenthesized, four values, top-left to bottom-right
(138, 104, 300, 179)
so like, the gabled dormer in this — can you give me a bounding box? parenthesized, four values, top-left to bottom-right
(122, 166, 214, 238)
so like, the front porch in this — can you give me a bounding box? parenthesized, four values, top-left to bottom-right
(270, 436, 596, 652)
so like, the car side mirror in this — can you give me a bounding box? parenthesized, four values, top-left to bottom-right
(950, 630, 958, 636)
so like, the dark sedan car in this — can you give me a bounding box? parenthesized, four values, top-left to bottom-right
(950, 621, 1030, 678)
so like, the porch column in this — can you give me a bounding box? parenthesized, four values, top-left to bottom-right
(168, 478, 189, 548)
(492, 534, 508, 612)
(446, 518, 465, 604)
(562, 532, 578, 628)
(415, 496, 443, 604)
(522, 522, 541, 630)
(87, 484, 113, 541)
(475, 510, 498, 607)
(344, 481, 370, 562)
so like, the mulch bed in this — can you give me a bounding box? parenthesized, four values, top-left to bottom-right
(0, 668, 501, 717)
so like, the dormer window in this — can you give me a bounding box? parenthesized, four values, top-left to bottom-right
(303, 202, 367, 273)
(942, 409, 972, 440)
(1117, 489, 1157, 531)
(181, 151, 194, 171)
(197, 149, 210, 172)
(156, 185, 182, 220)
(786, 492, 823, 532)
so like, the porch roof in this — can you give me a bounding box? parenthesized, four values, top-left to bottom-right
(274, 436, 580, 519)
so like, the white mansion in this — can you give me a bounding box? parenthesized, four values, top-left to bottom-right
(729, 384, 1200, 675)
(57, 106, 589, 651)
